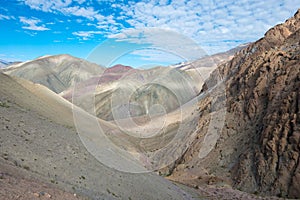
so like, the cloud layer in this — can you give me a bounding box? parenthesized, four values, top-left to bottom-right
(1, 0, 299, 63)
(116, 0, 297, 53)
(18, 0, 298, 53)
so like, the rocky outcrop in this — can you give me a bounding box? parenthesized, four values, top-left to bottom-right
(169, 9, 300, 198)
(228, 10, 300, 198)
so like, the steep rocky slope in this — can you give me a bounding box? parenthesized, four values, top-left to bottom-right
(167, 9, 300, 198)
(228, 10, 300, 198)
(3, 54, 104, 93)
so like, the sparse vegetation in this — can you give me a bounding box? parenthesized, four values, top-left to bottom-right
(13, 160, 19, 166)
(23, 165, 30, 170)
(64, 125, 73, 130)
(0, 101, 9, 108)
(50, 179, 58, 184)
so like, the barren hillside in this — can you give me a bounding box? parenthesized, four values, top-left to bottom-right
(0, 72, 201, 200)
(3, 54, 104, 93)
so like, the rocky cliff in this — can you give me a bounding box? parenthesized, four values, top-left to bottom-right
(228, 9, 300, 198)
(168, 9, 300, 198)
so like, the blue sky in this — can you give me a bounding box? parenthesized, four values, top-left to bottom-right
(0, 0, 299, 67)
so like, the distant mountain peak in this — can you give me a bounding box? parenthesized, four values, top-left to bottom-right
(105, 64, 133, 73)
(0, 59, 13, 68)
(3, 54, 105, 93)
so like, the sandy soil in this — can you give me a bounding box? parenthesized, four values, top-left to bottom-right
(0, 161, 85, 200)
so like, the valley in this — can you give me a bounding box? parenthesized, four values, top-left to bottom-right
(0, 6, 299, 200)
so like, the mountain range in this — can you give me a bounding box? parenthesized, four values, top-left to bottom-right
(0, 9, 299, 200)
(0, 59, 14, 68)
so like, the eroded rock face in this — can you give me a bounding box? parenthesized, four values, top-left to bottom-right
(229, 49, 300, 197)
(169, 9, 300, 198)
(226, 10, 300, 198)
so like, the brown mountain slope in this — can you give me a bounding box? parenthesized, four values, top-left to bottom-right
(167, 9, 300, 198)
(2, 54, 104, 93)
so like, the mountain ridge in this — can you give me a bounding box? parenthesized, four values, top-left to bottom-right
(167, 8, 300, 198)
(3, 54, 105, 93)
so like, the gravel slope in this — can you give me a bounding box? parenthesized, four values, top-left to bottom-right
(0, 72, 200, 200)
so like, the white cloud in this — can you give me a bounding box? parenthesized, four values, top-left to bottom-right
(61, 6, 99, 20)
(74, 0, 85, 4)
(76, 19, 83, 23)
(19, 16, 50, 31)
(21, 0, 72, 12)
(114, 0, 300, 54)
(109, 28, 206, 61)
(20, 0, 123, 37)
(23, 31, 38, 36)
(130, 49, 183, 63)
(0, 14, 11, 20)
(19, 0, 300, 54)
(21, 0, 104, 21)
(72, 30, 103, 40)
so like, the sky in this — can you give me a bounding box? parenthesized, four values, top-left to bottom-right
(0, 0, 299, 67)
